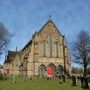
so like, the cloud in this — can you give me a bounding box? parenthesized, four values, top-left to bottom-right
(0, 0, 90, 63)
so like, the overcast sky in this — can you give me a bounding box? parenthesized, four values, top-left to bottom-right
(0, 0, 90, 64)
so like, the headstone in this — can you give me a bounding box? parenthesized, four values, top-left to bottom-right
(72, 75, 76, 86)
(81, 77, 89, 89)
(28, 76, 32, 80)
(62, 74, 65, 83)
(13, 76, 16, 83)
(59, 74, 61, 80)
(30, 77, 32, 80)
(59, 74, 62, 84)
(0, 69, 3, 80)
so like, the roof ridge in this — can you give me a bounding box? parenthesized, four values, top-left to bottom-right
(38, 19, 63, 36)
(21, 19, 63, 51)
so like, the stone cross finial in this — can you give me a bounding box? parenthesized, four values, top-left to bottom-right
(49, 15, 52, 19)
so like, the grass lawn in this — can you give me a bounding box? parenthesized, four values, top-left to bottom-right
(0, 76, 88, 90)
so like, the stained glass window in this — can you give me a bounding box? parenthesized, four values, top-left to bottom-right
(49, 35, 52, 57)
(43, 40, 46, 57)
(56, 42, 59, 57)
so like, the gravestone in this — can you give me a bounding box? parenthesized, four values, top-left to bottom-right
(62, 74, 65, 83)
(0, 69, 3, 80)
(59, 74, 62, 84)
(81, 77, 89, 89)
(72, 75, 76, 86)
(13, 76, 16, 83)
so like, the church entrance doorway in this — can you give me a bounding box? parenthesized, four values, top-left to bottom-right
(47, 63, 56, 78)
(38, 64, 46, 78)
(57, 65, 63, 74)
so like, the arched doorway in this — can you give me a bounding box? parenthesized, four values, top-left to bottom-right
(47, 63, 56, 78)
(38, 64, 46, 77)
(57, 65, 63, 74)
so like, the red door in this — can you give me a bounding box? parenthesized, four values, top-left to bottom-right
(47, 67, 54, 77)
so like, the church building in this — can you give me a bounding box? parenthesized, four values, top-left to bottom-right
(4, 19, 71, 77)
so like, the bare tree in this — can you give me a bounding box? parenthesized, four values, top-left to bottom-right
(72, 67, 83, 74)
(72, 30, 90, 76)
(0, 23, 11, 56)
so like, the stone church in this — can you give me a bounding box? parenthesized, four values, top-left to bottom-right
(4, 19, 71, 77)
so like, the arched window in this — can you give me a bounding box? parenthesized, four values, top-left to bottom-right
(57, 65, 63, 74)
(38, 64, 46, 77)
(43, 40, 46, 57)
(48, 35, 52, 57)
(56, 42, 59, 57)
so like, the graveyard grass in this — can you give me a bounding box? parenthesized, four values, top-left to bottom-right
(0, 76, 84, 90)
